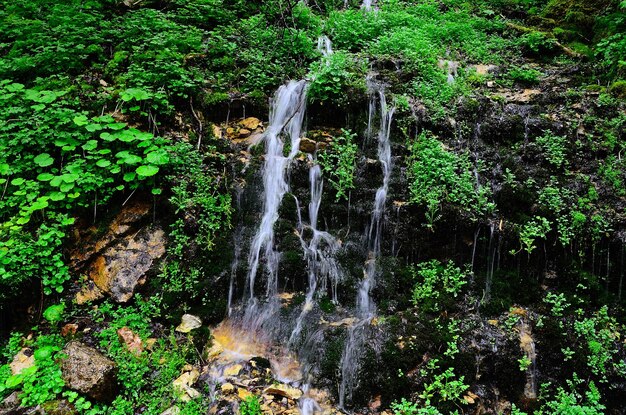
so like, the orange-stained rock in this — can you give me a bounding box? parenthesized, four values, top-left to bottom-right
(61, 323, 79, 337)
(239, 117, 261, 130)
(117, 327, 143, 356)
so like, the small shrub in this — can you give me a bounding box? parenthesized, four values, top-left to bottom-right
(508, 66, 542, 84)
(239, 395, 261, 415)
(318, 129, 358, 201)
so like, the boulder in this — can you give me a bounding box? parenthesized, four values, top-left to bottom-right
(239, 117, 261, 130)
(89, 226, 165, 302)
(299, 138, 317, 153)
(263, 384, 302, 400)
(116, 327, 143, 356)
(175, 314, 202, 333)
(61, 342, 117, 401)
(10, 348, 34, 375)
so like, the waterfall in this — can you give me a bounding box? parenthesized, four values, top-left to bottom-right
(227, 185, 244, 315)
(519, 321, 538, 400)
(243, 80, 308, 330)
(317, 35, 333, 58)
(362, 0, 375, 11)
(290, 154, 343, 345)
(339, 79, 394, 407)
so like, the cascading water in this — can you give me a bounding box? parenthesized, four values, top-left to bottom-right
(339, 79, 395, 408)
(227, 184, 244, 316)
(317, 35, 333, 58)
(242, 79, 308, 332)
(519, 321, 537, 400)
(290, 154, 343, 346)
(362, 0, 375, 11)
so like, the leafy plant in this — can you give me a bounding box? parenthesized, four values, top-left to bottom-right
(411, 260, 468, 313)
(407, 132, 493, 227)
(318, 129, 358, 201)
(239, 395, 262, 415)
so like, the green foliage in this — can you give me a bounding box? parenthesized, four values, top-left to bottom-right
(169, 142, 232, 245)
(517, 216, 551, 254)
(536, 375, 605, 415)
(518, 31, 558, 55)
(1, 334, 65, 407)
(411, 260, 467, 313)
(573, 306, 624, 381)
(508, 65, 542, 85)
(309, 52, 365, 105)
(239, 395, 262, 415)
(391, 398, 443, 415)
(407, 132, 492, 227)
(318, 129, 358, 201)
(419, 358, 469, 407)
(43, 303, 65, 325)
(536, 132, 568, 169)
(518, 355, 532, 371)
(0, 80, 173, 299)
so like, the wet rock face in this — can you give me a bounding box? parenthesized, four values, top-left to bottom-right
(89, 226, 165, 302)
(61, 342, 117, 402)
(70, 201, 166, 303)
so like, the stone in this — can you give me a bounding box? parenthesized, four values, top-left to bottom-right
(61, 323, 79, 337)
(212, 124, 223, 139)
(238, 129, 251, 137)
(42, 399, 77, 415)
(75, 281, 104, 305)
(160, 406, 181, 415)
(472, 64, 498, 75)
(506, 89, 541, 103)
(237, 388, 253, 400)
(116, 327, 143, 355)
(10, 348, 34, 375)
(221, 383, 235, 394)
(206, 341, 224, 360)
(263, 384, 303, 400)
(239, 117, 261, 130)
(61, 342, 116, 401)
(299, 138, 317, 153)
(175, 314, 202, 333)
(223, 364, 243, 377)
(90, 226, 166, 302)
(173, 368, 200, 401)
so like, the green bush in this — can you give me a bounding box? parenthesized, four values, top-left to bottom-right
(508, 66, 542, 84)
(239, 395, 262, 415)
(318, 129, 358, 201)
(407, 132, 493, 227)
(411, 260, 468, 313)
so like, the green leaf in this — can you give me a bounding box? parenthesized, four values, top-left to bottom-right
(31, 197, 49, 210)
(0, 164, 10, 175)
(151, 188, 162, 195)
(60, 182, 75, 193)
(50, 176, 63, 187)
(5, 374, 24, 388)
(34, 346, 54, 360)
(73, 114, 89, 126)
(49, 192, 66, 201)
(85, 123, 102, 132)
(82, 140, 98, 151)
(37, 173, 55, 182)
(123, 172, 136, 182)
(34, 153, 54, 167)
(146, 150, 169, 165)
(96, 159, 111, 168)
(43, 303, 65, 323)
(10, 178, 25, 186)
(107, 123, 127, 130)
(136, 165, 159, 177)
